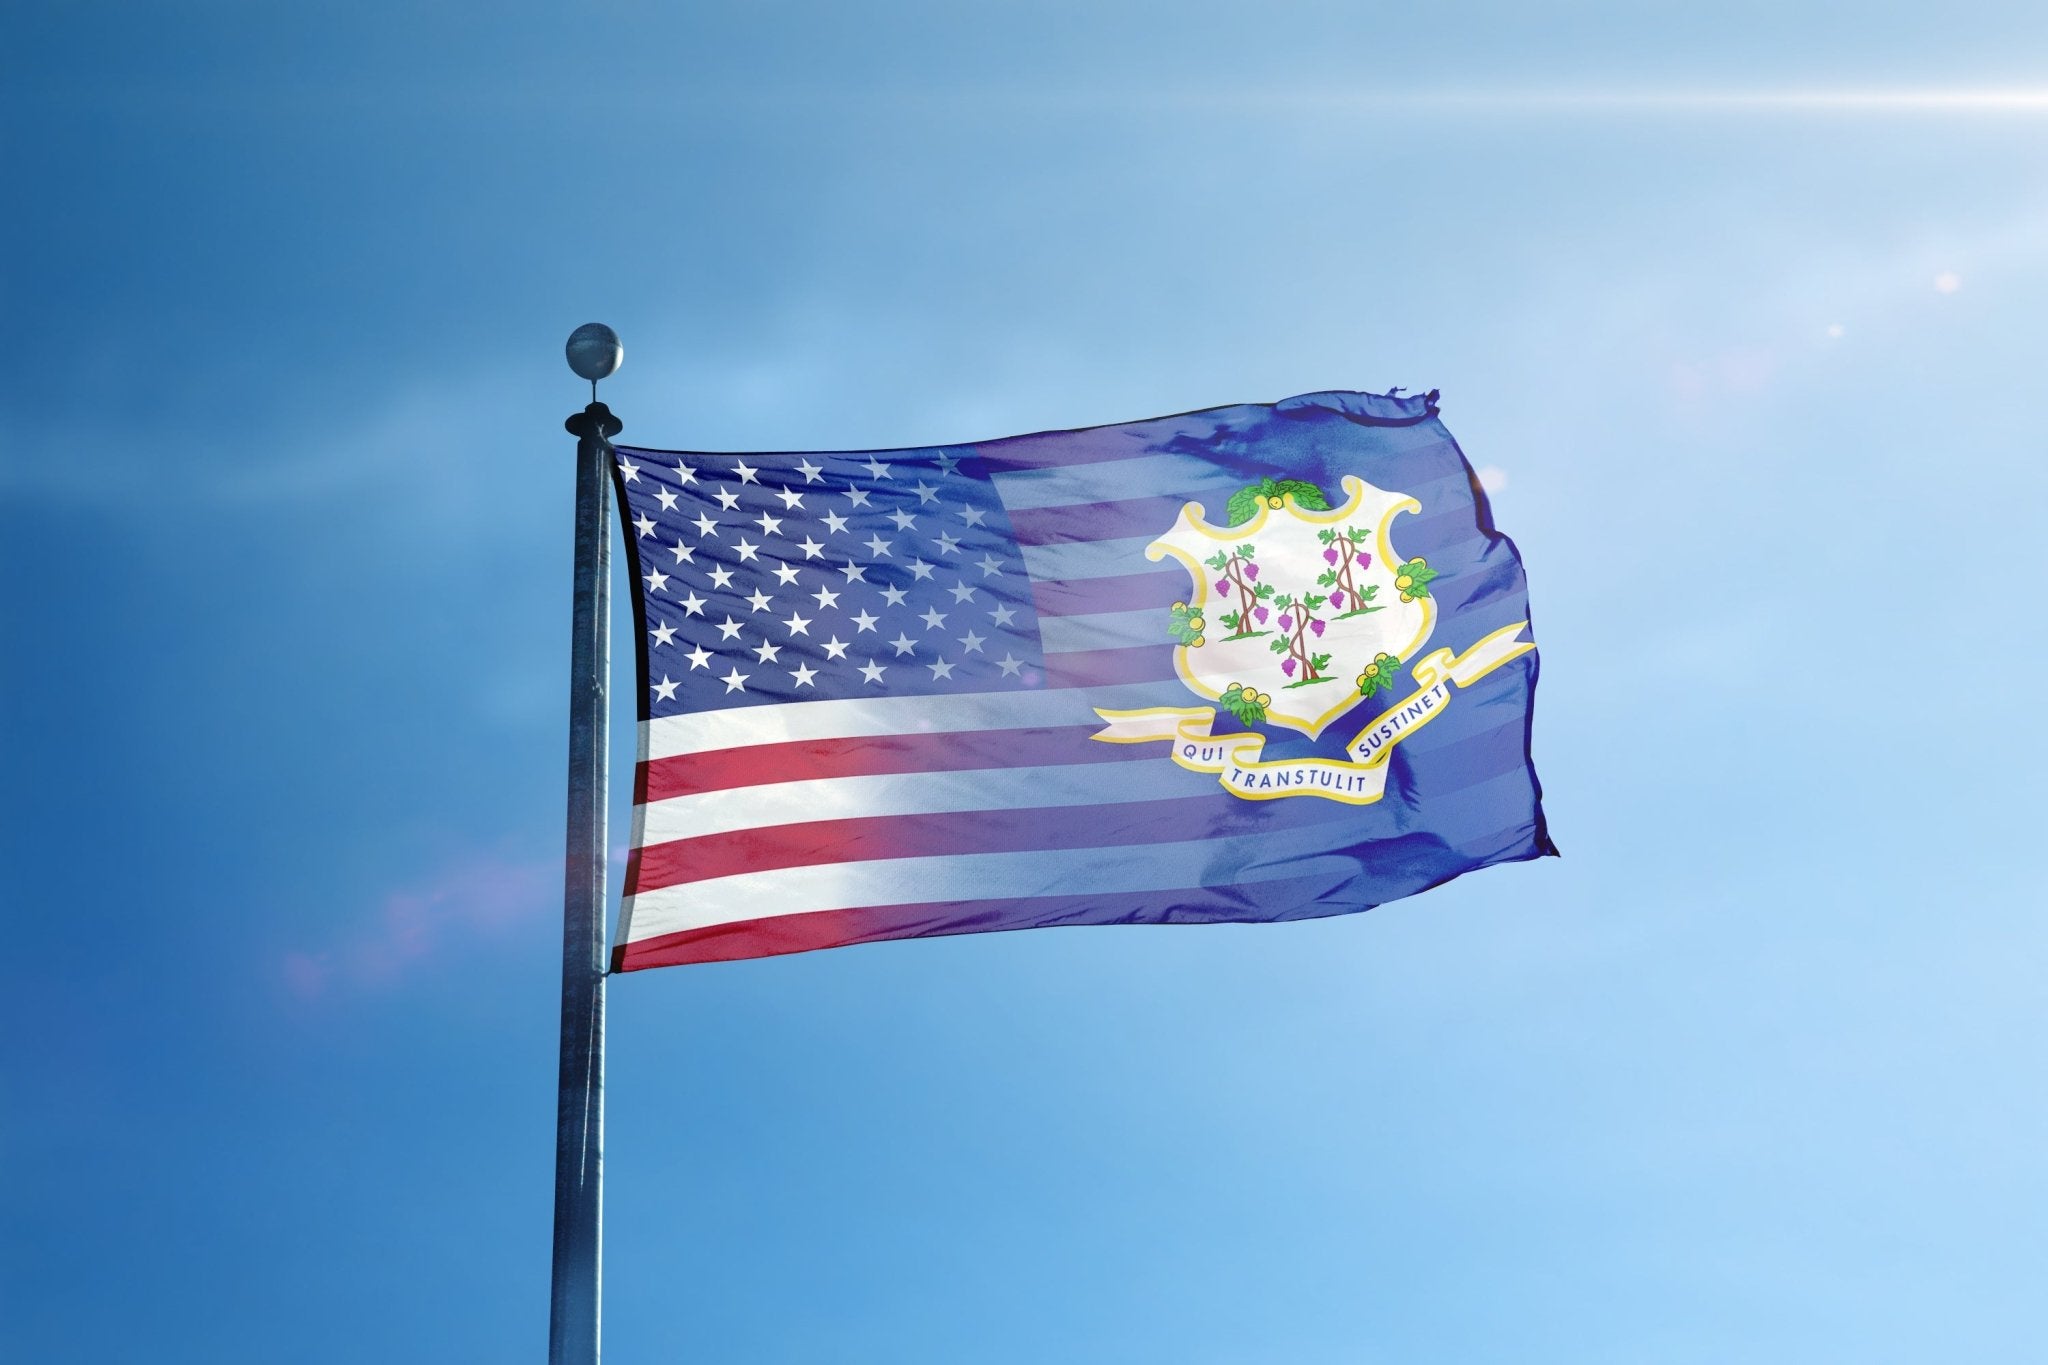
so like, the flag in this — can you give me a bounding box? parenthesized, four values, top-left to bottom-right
(607, 389, 1553, 970)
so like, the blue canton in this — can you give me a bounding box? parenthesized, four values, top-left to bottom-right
(614, 447, 1046, 715)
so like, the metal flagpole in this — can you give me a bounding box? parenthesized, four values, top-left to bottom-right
(551, 323, 622, 1365)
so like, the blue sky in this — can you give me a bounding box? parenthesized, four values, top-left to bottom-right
(5, 2, 2047, 1361)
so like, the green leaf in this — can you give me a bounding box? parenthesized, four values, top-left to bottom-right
(1316, 570, 1337, 587)
(1304, 594, 1326, 610)
(1269, 639, 1288, 654)
(1275, 478, 1330, 510)
(1317, 529, 1335, 544)
(1205, 552, 1227, 570)
(1224, 488, 1262, 527)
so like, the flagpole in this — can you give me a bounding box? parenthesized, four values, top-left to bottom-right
(552, 324, 622, 1365)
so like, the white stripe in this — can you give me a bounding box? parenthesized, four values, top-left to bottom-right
(993, 454, 1243, 510)
(620, 830, 1349, 940)
(1037, 607, 1162, 655)
(640, 759, 1214, 843)
(642, 681, 1180, 759)
(1019, 535, 1159, 581)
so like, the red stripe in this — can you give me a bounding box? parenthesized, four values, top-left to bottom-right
(626, 790, 1339, 895)
(1005, 494, 1193, 546)
(1042, 643, 1178, 689)
(610, 868, 1373, 970)
(635, 724, 1145, 802)
(1031, 570, 1184, 618)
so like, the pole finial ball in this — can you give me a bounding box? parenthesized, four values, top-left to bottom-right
(566, 323, 623, 383)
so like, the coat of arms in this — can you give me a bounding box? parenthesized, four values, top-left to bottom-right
(1094, 474, 1532, 803)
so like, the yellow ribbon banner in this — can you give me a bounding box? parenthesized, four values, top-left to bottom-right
(1093, 622, 1535, 805)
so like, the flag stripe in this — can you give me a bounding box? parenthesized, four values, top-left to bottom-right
(1006, 495, 1192, 546)
(641, 681, 1179, 760)
(612, 879, 1333, 969)
(634, 724, 1144, 802)
(1041, 643, 1178, 688)
(1019, 535, 1161, 581)
(991, 454, 1244, 510)
(1030, 570, 1184, 618)
(629, 789, 1333, 892)
(1038, 607, 1174, 655)
(635, 758, 1218, 849)
(622, 753, 1540, 933)
(618, 824, 1359, 940)
(615, 826, 1529, 970)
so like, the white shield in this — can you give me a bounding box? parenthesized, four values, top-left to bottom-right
(1148, 475, 1437, 739)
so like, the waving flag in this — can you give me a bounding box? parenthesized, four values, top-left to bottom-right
(608, 389, 1552, 970)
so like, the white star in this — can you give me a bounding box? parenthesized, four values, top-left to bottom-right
(958, 629, 987, 654)
(863, 457, 892, 479)
(753, 511, 783, 537)
(674, 462, 697, 486)
(935, 532, 961, 557)
(669, 541, 694, 565)
(859, 660, 887, 685)
(811, 585, 842, 610)
(643, 567, 669, 593)
(845, 488, 872, 508)
(976, 553, 1003, 577)
(650, 621, 677, 646)
(961, 505, 987, 527)
(795, 459, 824, 484)
(996, 653, 1023, 677)
(746, 588, 774, 613)
(821, 635, 850, 660)
(798, 536, 825, 559)
(889, 632, 917, 657)
(879, 585, 908, 607)
(714, 488, 741, 510)
(947, 582, 976, 604)
(839, 561, 866, 582)
(633, 514, 656, 538)
(918, 606, 947, 631)
(888, 508, 917, 531)
(775, 487, 805, 510)
(927, 658, 956, 680)
(692, 513, 719, 538)
(685, 644, 713, 670)
(751, 639, 782, 663)
(936, 451, 961, 474)
(715, 615, 745, 640)
(655, 487, 679, 511)
(820, 510, 850, 535)
(679, 591, 707, 617)
(707, 565, 735, 590)
(790, 662, 818, 688)
(772, 563, 801, 586)
(913, 481, 939, 505)
(653, 675, 680, 702)
(720, 667, 749, 694)
(850, 609, 879, 632)
(734, 460, 759, 484)
(907, 560, 936, 581)
(616, 457, 641, 483)
(783, 611, 812, 636)
(733, 538, 760, 563)
(864, 533, 893, 558)
(989, 603, 1017, 627)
